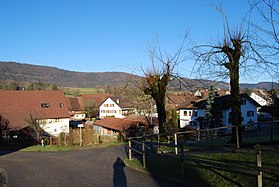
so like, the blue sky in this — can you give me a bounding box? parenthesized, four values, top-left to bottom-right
(0, 0, 270, 83)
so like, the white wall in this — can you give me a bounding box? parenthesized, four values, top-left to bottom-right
(179, 109, 201, 128)
(73, 113, 86, 120)
(99, 98, 124, 119)
(179, 97, 258, 128)
(221, 98, 258, 126)
(39, 118, 70, 137)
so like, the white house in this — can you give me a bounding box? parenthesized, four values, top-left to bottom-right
(100, 98, 124, 118)
(99, 97, 134, 119)
(0, 90, 70, 138)
(179, 94, 260, 128)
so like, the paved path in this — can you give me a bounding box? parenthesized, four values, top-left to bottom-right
(0, 146, 185, 187)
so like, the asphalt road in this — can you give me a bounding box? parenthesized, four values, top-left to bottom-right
(0, 146, 186, 187)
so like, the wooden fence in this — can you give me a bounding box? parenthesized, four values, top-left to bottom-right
(127, 124, 276, 187)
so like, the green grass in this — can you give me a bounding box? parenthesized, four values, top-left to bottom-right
(21, 145, 74, 152)
(63, 87, 105, 96)
(125, 149, 279, 187)
(0, 141, 127, 152)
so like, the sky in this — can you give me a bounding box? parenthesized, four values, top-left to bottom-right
(0, 0, 273, 83)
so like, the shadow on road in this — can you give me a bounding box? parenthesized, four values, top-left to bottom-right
(113, 157, 127, 187)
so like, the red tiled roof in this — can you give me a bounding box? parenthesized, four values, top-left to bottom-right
(94, 117, 138, 131)
(0, 90, 69, 130)
(80, 94, 110, 108)
(167, 93, 200, 109)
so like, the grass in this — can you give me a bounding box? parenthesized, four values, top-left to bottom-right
(125, 148, 279, 187)
(0, 141, 127, 152)
(63, 87, 105, 96)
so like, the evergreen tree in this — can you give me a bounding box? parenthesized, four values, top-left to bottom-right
(205, 85, 218, 119)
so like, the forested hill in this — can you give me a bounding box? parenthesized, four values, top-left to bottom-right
(0, 61, 139, 88)
(0, 61, 278, 90)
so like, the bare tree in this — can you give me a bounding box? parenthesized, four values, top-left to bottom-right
(192, 8, 266, 143)
(25, 114, 45, 142)
(141, 34, 190, 133)
(84, 101, 99, 120)
(250, 0, 279, 74)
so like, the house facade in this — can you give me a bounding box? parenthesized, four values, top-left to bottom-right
(0, 90, 70, 137)
(179, 94, 260, 128)
(99, 98, 124, 118)
(99, 97, 134, 119)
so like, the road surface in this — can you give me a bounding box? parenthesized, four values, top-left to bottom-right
(0, 146, 186, 187)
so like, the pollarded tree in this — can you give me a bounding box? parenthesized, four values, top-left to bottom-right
(192, 7, 269, 143)
(142, 34, 190, 133)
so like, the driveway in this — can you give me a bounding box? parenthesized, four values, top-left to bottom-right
(0, 146, 185, 187)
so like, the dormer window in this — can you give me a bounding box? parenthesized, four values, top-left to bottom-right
(59, 103, 64, 108)
(41, 103, 50, 108)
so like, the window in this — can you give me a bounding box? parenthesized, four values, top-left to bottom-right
(241, 99, 246, 105)
(183, 111, 187, 116)
(110, 104, 114, 107)
(104, 104, 109, 107)
(110, 110, 116, 113)
(106, 110, 109, 113)
(41, 103, 50, 108)
(189, 111, 192, 116)
(193, 111, 198, 117)
(59, 103, 64, 108)
(101, 110, 105, 113)
(247, 111, 254, 117)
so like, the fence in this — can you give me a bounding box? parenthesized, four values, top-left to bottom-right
(128, 121, 279, 187)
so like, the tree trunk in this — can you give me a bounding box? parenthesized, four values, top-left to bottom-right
(229, 56, 242, 144)
(155, 97, 166, 134)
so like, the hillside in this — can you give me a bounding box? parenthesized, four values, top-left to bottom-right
(0, 61, 278, 90)
(0, 61, 139, 88)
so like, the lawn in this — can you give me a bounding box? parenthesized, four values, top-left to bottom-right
(0, 142, 127, 152)
(125, 148, 279, 187)
(63, 87, 105, 96)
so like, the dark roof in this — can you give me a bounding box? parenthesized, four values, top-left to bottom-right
(109, 97, 133, 109)
(259, 106, 279, 118)
(66, 97, 83, 111)
(0, 90, 69, 130)
(183, 94, 261, 109)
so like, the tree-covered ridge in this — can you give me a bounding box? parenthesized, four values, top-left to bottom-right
(0, 61, 278, 90)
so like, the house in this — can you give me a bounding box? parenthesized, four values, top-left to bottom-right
(66, 97, 86, 120)
(99, 97, 134, 119)
(179, 94, 260, 128)
(67, 94, 135, 120)
(0, 90, 70, 138)
(66, 94, 110, 120)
